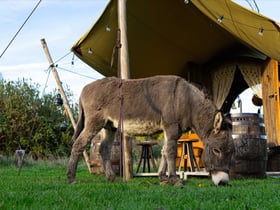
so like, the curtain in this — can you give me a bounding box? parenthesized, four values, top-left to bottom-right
(239, 63, 262, 98)
(212, 65, 236, 109)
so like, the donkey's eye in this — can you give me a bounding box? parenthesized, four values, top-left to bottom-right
(213, 148, 222, 157)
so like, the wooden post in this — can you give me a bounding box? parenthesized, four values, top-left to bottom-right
(118, 0, 130, 80)
(40, 38, 91, 171)
(41, 39, 76, 127)
(118, 0, 133, 180)
(262, 58, 280, 146)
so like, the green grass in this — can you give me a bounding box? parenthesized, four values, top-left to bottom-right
(1, 158, 280, 210)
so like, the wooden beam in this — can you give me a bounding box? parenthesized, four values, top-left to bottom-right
(40, 38, 91, 171)
(272, 60, 280, 145)
(262, 58, 280, 146)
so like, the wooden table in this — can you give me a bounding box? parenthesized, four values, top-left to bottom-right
(136, 140, 158, 173)
(178, 138, 201, 172)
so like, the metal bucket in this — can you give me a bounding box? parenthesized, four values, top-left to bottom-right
(230, 113, 267, 178)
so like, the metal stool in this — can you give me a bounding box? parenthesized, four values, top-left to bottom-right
(136, 140, 158, 173)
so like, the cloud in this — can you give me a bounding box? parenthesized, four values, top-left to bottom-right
(0, 62, 47, 72)
(0, 60, 104, 101)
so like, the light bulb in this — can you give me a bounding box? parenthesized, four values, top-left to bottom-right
(258, 27, 264, 36)
(217, 15, 224, 23)
(87, 48, 93, 54)
(105, 25, 111, 32)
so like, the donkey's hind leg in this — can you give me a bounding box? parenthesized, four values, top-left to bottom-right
(67, 123, 104, 183)
(158, 139, 181, 186)
(99, 128, 116, 182)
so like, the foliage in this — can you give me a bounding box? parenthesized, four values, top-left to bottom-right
(1, 159, 280, 210)
(0, 79, 77, 158)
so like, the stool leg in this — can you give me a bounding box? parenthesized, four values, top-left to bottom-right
(178, 143, 184, 172)
(193, 150, 201, 171)
(149, 146, 157, 171)
(187, 143, 200, 172)
(190, 145, 200, 171)
(186, 143, 195, 172)
(146, 146, 151, 172)
(183, 143, 187, 172)
(136, 146, 144, 173)
(143, 146, 147, 173)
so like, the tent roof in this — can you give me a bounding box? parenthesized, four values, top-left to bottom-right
(72, 0, 280, 78)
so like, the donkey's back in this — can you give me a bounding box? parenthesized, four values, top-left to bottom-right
(79, 75, 193, 136)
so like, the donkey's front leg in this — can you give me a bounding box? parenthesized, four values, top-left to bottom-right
(158, 145, 168, 185)
(165, 139, 182, 186)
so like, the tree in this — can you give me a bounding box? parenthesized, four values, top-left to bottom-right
(0, 79, 77, 158)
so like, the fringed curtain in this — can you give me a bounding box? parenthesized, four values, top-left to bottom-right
(239, 64, 262, 98)
(212, 65, 236, 109)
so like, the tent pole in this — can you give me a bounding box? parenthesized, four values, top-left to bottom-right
(118, 0, 130, 80)
(40, 38, 91, 172)
(118, 0, 133, 180)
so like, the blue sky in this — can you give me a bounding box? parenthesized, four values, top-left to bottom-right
(0, 0, 108, 99)
(0, 0, 279, 111)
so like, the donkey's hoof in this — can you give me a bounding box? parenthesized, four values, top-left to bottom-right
(160, 180, 169, 185)
(168, 176, 183, 187)
(107, 175, 116, 182)
(173, 180, 184, 187)
(159, 174, 168, 184)
(68, 179, 77, 184)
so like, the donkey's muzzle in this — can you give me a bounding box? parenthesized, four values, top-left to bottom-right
(211, 171, 229, 186)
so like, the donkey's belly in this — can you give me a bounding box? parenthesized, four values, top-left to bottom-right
(111, 118, 162, 136)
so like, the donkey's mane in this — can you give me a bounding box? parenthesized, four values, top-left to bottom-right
(191, 82, 213, 101)
(186, 82, 219, 139)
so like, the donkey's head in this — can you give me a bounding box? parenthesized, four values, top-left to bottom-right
(201, 112, 234, 186)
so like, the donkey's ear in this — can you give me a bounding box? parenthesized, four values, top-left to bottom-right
(213, 112, 223, 134)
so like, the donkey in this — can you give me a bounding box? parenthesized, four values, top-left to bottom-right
(67, 75, 234, 186)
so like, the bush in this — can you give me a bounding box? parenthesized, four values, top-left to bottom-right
(0, 79, 77, 158)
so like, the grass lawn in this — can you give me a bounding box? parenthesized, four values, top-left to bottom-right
(1, 157, 280, 210)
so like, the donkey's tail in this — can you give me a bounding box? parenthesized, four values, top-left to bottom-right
(71, 101, 85, 145)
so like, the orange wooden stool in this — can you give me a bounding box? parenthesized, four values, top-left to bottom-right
(177, 133, 203, 172)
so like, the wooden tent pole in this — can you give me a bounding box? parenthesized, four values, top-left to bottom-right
(40, 38, 91, 171)
(118, 0, 132, 180)
(41, 39, 76, 127)
(262, 58, 280, 146)
(118, 0, 130, 80)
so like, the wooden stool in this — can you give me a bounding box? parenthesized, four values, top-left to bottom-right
(178, 138, 201, 172)
(136, 140, 158, 173)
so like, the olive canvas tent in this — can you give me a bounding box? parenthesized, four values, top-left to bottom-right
(71, 0, 280, 146)
(72, 0, 280, 77)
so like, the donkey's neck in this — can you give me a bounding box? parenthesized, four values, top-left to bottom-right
(190, 96, 217, 140)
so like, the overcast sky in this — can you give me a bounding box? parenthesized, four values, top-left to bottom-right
(0, 0, 279, 112)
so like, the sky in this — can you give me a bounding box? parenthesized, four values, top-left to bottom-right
(0, 0, 279, 112)
(0, 0, 108, 100)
